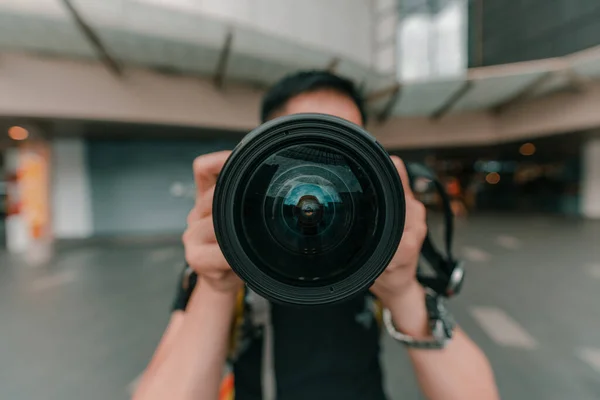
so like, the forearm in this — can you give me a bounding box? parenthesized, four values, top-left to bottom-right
(387, 283, 500, 400)
(134, 278, 235, 400)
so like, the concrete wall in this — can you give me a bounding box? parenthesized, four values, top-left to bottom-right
(4, 53, 600, 151)
(581, 137, 600, 218)
(0, 53, 263, 130)
(140, 0, 374, 65)
(86, 138, 236, 236)
(471, 0, 600, 66)
(51, 138, 93, 239)
(374, 0, 399, 74)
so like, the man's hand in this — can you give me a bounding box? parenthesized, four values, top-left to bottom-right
(182, 151, 243, 294)
(370, 156, 429, 335)
(134, 151, 243, 400)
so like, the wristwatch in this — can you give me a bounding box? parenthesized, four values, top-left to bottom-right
(383, 288, 456, 349)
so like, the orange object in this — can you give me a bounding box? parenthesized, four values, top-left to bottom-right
(447, 178, 461, 197)
(18, 145, 50, 240)
(8, 126, 29, 141)
(219, 372, 235, 400)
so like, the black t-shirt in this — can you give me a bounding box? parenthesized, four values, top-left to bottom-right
(173, 267, 388, 400)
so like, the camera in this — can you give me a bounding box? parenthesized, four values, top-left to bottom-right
(213, 114, 406, 306)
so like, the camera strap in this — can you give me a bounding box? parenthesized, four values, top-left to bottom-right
(405, 163, 465, 298)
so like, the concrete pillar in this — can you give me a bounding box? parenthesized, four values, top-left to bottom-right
(4, 147, 28, 253)
(6, 133, 92, 258)
(581, 137, 600, 219)
(5, 140, 53, 259)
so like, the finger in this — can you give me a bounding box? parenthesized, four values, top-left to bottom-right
(203, 270, 229, 282)
(186, 207, 200, 225)
(194, 152, 229, 217)
(395, 206, 426, 246)
(410, 198, 427, 223)
(193, 151, 231, 197)
(390, 156, 415, 200)
(184, 216, 217, 244)
(195, 184, 216, 218)
(184, 243, 230, 274)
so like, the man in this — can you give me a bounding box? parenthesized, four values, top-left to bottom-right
(133, 71, 500, 400)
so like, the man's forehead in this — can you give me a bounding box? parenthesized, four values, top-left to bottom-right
(277, 89, 364, 126)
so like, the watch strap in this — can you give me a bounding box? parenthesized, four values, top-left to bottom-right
(383, 290, 455, 349)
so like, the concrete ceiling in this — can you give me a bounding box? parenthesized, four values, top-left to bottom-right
(0, 0, 396, 94)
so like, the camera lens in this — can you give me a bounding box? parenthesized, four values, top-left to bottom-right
(213, 114, 405, 306)
(269, 167, 344, 255)
(242, 144, 377, 284)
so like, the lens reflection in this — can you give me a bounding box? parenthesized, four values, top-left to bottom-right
(286, 185, 329, 231)
(268, 170, 351, 256)
(238, 144, 379, 284)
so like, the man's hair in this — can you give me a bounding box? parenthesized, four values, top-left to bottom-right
(260, 70, 367, 125)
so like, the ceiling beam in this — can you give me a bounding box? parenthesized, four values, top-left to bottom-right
(376, 85, 402, 123)
(430, 81, 473, 119)
(214, 31, 234, 89)
(61, 0, 122, 77)
(326, 57, 341, 73)
(563, 69, 591, 93)
(4, 53, 600, 147)
(366, 82, 402, 103)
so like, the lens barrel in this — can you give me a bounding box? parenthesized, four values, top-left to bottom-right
(213, 114, 405, 306)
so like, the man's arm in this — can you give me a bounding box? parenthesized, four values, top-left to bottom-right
(132, 278, 236, 400)
(373, 157, 499, 400)
(387, 282, 500, 400)
(135, 151, 242, 400)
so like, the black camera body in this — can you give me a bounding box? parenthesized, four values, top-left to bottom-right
(213, 114, 406, 306)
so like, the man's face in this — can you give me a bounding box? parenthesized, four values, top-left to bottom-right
(273, 89, 364, 127)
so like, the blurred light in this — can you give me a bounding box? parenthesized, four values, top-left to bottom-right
(414, 177, 432, 193)
(8, 126, 29, 141)
(170, 182, 186, 198)
(474, 160, 485, 172)
(486, 172, 500, 185)
(519, 143, 536, 156)
(486, 161, 501, 173)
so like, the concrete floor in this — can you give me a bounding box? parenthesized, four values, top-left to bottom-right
(1, 214, 599, 400)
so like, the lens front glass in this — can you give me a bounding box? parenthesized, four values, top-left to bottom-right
(236, 143, 381, 285)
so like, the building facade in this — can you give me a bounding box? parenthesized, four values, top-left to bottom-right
(469, 0, 600, 67)
(1, 0, 600, 251)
